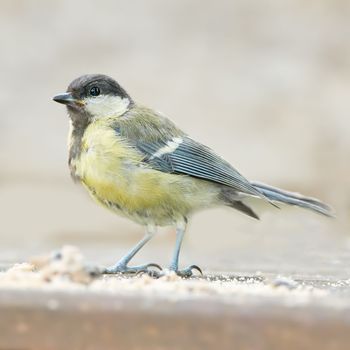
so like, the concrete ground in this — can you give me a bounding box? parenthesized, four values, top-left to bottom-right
(1, 272, 350, 350)
(1, 245, 350, 350)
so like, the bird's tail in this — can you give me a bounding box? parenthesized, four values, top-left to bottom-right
(251, 182, 334, 217)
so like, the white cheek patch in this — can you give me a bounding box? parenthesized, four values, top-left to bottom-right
(150, 137, 183, 159)
(85, 95, 130, 119)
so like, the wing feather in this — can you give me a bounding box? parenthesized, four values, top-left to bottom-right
(113, 109, 265, 199)
(137, 136, 264, 198)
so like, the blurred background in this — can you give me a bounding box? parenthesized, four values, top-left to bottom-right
(0, 0, 349, 277)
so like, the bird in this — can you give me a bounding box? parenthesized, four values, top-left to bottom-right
(53, 74, 333, 277)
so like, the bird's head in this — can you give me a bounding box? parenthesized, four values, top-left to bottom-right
(53, 74, 132, 124)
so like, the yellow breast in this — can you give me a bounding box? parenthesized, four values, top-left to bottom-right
(72, 119, 220, 225)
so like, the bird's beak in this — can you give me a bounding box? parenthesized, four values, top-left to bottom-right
(53, 92, 83, 107)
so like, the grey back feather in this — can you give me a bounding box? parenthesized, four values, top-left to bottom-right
(136, 135, 265, 198)
(114, 107, 265, 198)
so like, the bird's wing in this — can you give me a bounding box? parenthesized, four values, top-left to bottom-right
(137, 136, 264, 198)
(115, 108, 265, 198)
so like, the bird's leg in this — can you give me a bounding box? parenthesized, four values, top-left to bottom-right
(168, 220, 202, 277)
(103, 225, 161, 275)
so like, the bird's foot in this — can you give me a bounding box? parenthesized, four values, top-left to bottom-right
(103, 262, 162, 276)
(169, 264, 203, 278)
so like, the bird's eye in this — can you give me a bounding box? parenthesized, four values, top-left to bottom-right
(89, 86, 100, 97)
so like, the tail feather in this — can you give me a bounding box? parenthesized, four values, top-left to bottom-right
(230, 200, 260, 220)
(251, 182, 334, 217)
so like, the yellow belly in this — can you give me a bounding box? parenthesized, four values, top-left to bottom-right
(72, 122, 220, 225)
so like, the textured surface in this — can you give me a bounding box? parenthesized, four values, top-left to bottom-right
(0, 247, 350, 350)
(1, 277, 350, 350)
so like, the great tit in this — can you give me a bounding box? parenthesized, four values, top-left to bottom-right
(53, 74, 333, 277)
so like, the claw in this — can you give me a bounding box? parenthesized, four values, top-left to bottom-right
(144, 263, 163, 271)
(188, 265, 203, 276)
(136, 268, 162, 278)
(103, 262, 162, 275)
(134, 263, 163, 278)
(170, 264, 203, 278)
